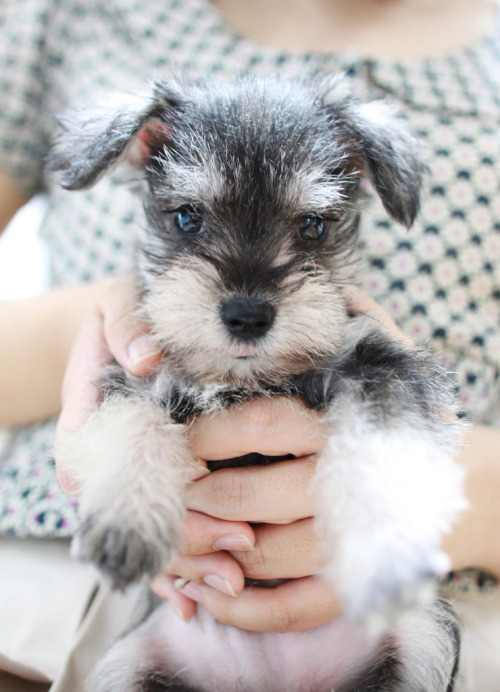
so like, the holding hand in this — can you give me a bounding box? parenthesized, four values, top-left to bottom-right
(55, 274, 162, 493)
(58, 278, 470, 633)
(153, 397, 341, 631)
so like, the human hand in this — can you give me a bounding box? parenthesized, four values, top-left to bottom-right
(151, 287, 413, 630)
(55, 274, 162, 494)
(56, 280, 412, 631)
(151, 396, 343, 631)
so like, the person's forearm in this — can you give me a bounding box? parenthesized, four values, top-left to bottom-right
(0, 165, 28, 234)
(0, 280, 110, 426)
(444, 424, 500, 578)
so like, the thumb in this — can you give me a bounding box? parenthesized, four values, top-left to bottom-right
(55, 313, 111, 494)
(100, 275, 162, 376)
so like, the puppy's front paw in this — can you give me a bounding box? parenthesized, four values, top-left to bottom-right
(315, 425, 465, 626)
(62, 394, 194, 589)
(326, 541, 449, 624)
(73, 508, 183, 589)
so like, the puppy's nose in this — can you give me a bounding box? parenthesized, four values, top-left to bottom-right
(221, 298, 275, 338)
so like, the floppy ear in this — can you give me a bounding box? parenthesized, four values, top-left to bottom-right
(319, 76, 425, 227)
(347, 100, 426, 228)
(48, 84, 182, 190)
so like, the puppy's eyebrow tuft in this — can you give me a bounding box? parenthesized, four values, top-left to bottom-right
(284, 168, 352, 213)
(151, 153, 226, 207)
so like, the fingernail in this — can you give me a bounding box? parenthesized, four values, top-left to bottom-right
(186, 463, 211, 481)
(173, 605, 192, 623)
(213, 534, 255, 552)
(202, 574, 237, 597)
(127, 334, 161, 366)
(175, 578, 203, 602)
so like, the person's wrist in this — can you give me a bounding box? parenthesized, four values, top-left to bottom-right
(57, 278, 117, 372)
(443, 424, 500, 577)
(57, 274, 159, 378)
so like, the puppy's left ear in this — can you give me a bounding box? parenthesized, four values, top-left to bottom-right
(348, 100, 426, 228)
(48, 83, 182, 190)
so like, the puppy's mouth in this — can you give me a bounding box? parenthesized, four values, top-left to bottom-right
(227, 342, 257, 359)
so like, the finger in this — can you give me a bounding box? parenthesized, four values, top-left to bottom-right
(55, 313, 111, 494)
(189, 396, 326, 461)
(167, 552, 246, 597)
(186, 456, 317, 523)
(169, 518, 323, 593)
(176, 575, 341, 632)
(149, 574, 197, 622)
(345, 286, 413, 346)
(181, 510, 255, 555)
(59, 314, 109, 428)
(100, 275, 162, 376)
(233, 518, 325, 580)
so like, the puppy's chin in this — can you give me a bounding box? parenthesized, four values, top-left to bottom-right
(164, 344, 321, 388)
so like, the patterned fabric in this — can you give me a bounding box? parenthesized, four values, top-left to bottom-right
(0, 0, 499, 544)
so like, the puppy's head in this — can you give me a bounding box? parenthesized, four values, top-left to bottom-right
(50, 75, 425, 386)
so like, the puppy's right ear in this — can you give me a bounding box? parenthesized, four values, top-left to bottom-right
(48, 84, 182, 190)
(318, 75, 426, 228)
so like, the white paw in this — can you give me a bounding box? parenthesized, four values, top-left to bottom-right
(314, 423, 466, 625)
(73, 503, 184, 589)
(62, 395, 194, 588)
(325, 540, 449, 623)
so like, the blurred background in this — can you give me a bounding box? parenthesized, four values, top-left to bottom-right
(0, 196, 49, 301)
(0, 197, 49, 452)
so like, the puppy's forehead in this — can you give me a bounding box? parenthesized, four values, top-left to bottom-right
(153, 81, 360, 211)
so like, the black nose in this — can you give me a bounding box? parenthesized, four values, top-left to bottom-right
(221, 298, 275, 338)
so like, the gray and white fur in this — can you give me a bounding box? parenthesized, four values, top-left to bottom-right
(50, 74, 467, 692)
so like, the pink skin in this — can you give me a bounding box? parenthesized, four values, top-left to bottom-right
(227, 342, 256, 358)
(55, 277, 407, 630)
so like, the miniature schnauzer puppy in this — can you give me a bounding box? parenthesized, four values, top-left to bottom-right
(50, 75, 467, 692)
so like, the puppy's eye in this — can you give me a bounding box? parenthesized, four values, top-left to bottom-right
(299, 216, 326, 242)
(174, 207, 205, 236)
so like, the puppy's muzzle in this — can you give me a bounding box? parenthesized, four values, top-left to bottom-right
(221, 297, 275, 339)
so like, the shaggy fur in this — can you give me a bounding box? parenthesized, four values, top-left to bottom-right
(50, 74, 467, 692)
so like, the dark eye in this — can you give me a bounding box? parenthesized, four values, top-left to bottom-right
(299, 216, 326, 242)
(174, 207, 205, 236)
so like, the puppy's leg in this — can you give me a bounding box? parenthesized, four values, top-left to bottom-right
(315, 413, 463, 621)
(307, 321, 466, 621)
(140, 678, 198, 692)
(60, 393, 194, 588)
(139, 678, 198, 692)
(85, 598, 199, 692)
(393, 596, 461, 692)
(340, 596, 460, 692)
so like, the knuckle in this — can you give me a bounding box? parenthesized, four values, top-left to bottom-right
(104, 307, 137, 343)
(165, 555, 183, 574)
(101, 279, 142, 336)
(238, 541, 268, 579)
(241, 398, 277, 431)
(267, 594, 299, 633)
(208, 469, 255, 518)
